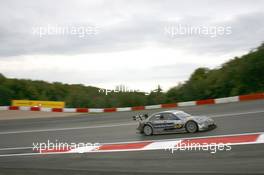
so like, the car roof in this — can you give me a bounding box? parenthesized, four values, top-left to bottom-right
(160, 110, 183, 113)
(147, 110, 187, 121)
(152, 110, 183, 115)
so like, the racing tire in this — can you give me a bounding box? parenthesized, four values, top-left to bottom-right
(143, 125, 153, 136)
(185, 121, 198, 133)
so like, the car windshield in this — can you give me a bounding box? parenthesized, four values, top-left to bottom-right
(174, 111, 190, 118)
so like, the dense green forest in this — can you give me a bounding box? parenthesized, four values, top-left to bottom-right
(0, 43, 263, 107)
(166, 43, 264, 102)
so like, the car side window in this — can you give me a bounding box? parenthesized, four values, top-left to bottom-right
(150, 114, 162, 121)
(173, 114, 183, 120)
(163, 113, 180, 120)
(150, 113, 180, 121)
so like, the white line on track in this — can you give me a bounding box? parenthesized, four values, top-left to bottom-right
(0, 150, 83, 157)
(0, 146, 32, 151)
(0, 110, 264, 135)
(209, 110, 264, 118)
(0, 153, 40, 157)
(0, 122, 135, 135)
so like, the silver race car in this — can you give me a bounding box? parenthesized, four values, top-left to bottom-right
(133, 110, 216, 136)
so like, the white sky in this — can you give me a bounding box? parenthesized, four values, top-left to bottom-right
(0, 0, 264, 92)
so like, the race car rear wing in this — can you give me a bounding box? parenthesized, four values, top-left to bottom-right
(132, 114, 149, 121)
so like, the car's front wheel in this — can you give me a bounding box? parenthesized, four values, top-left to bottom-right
(185, 121, 198, 133)
(143, 125, 153, 136)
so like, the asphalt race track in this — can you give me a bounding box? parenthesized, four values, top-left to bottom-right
(0, 100, 263, 174)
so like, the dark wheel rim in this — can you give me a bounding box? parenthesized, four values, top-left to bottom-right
(144, 126, 152, 135)
(187, 122, 197, 133)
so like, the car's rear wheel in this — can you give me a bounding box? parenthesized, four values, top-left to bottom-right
(186, 121, 198, 133)
(143, 125, 153, 136)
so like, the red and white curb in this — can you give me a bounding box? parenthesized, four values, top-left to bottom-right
(1, 93, 263, 113)
(36, 132, 264, 154)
